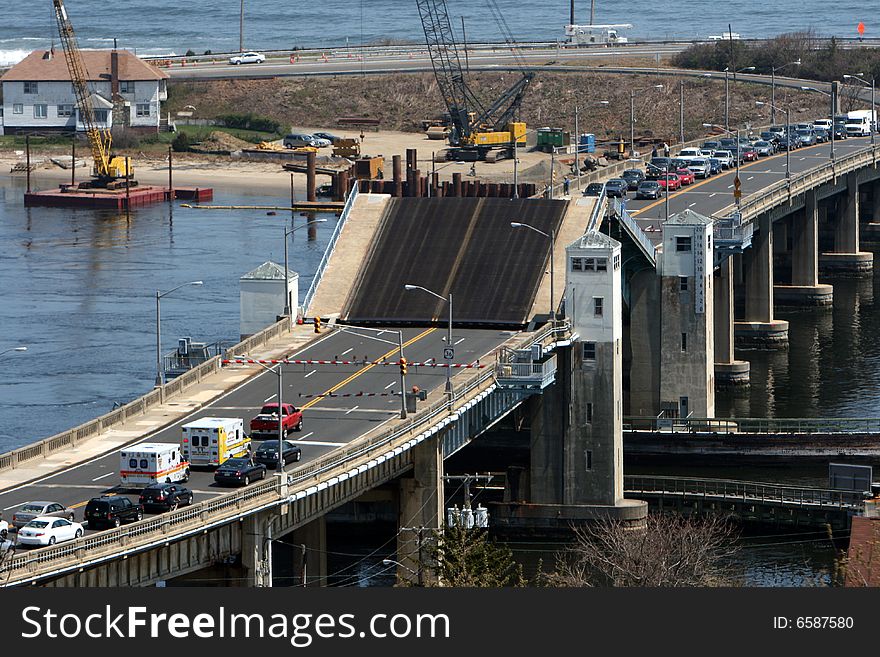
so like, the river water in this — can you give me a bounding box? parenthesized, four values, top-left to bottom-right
(1, 0, 873, 65)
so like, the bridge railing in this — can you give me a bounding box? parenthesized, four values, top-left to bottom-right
(625, 475, 865, 509)
(0, 321, 568, 584)
(611, 198, 656, 264)
(624, 415, 880, 434)
(301, 183, 359, 316)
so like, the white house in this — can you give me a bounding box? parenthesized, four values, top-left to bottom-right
(0, 49, 168, 135)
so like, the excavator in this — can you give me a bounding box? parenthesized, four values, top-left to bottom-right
(52, 0, 134, 189)
(416, 0, 531, 162)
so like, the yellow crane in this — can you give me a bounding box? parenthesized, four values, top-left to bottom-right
(52, 0, 134, 188)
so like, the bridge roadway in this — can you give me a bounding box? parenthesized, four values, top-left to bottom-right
(621, 135, 874, 233)
(0, 326, 510, 540)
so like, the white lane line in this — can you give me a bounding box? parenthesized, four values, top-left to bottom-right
(747, 176, 754, 180)
(304, 369, 317, 378)
(709, 193, 717, 198)
(341, 347, 353, 356)
(296, 440, 348, 448)
(29, 484, 111, 490)
(91, 472, 115, 482)
(299, 432, 314, 440)
(799, 157, 806, 161)
(3, 502, 25, 511)
(377, 330, 387, 336)
(454, 337, 466, 345)
(688, 202, 696, 207)
(345, 406, 359, 415)
(263, 394, 277, 402)
(384, 381, 396, 389)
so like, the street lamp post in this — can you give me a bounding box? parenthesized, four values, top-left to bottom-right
(798, 86, 835, 160)
(155, 281, 203, 387)
(725, 66, 755, 131)
(755, 101, 791, 180)
(510, 222, 556, 321)
(404, 284, 453, 409)
(771, 60, 801, 125)
(242, 357, 286, 482)
(630, 85, 664, 158)
(844, 73, 876, 146)
(703, 123, 742, 206)
(336, 324, 408, 419)
(283, 218, 328, 320)
(0, 346, 27, 358)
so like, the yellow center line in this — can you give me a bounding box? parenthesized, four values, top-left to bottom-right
(630, 140, 833, 217)
(300, 327, 437, 411)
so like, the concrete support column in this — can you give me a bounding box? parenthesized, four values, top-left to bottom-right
(735, 213, 789, 348)
(396, 434, 443, 586)
(289, 516, 327, 587)
(873, 182, 880, 223)
(528, 378, 565, 505)
(240, 512, 272, 587)
(821, 174, 873, 275)
(714, 257, 749, 386)
(776, 189, 833, 306)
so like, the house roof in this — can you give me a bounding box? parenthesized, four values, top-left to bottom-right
(568, 230, 621, 251)
(0, 49, 168, 83)
(664, 208, 713, 226)
(241, 261, 298, 281)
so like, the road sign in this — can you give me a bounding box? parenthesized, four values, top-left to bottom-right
(443, 347, 455, 360)
(734, 175, 742, 199)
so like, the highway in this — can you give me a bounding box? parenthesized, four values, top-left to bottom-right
(0, 326, 512, 540)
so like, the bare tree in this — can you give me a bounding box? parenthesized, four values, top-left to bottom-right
(546, 513, 739, 587)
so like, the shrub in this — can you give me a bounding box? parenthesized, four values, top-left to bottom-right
(172, 131, 191, 152)
(217, 112, 282, 134)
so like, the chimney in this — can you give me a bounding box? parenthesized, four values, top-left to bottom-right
(110, 48, 119, 97)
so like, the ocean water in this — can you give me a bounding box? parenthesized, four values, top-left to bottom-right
(1, 0, 873, 65)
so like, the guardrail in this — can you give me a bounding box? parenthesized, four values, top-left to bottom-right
(301, 183, 359, 316)
(611, 198, 656, 264)
(624, 415, 880, 434)
(715, 142, 880, 222)
(0, 321, 569, 584)
(624, 475, 865, 509)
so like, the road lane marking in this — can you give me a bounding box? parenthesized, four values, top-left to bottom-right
(727, 184, 734, 189)
(294, 440, 347, 447)
(688, 202, 696, 207)
(91, 472, 115, 482)
(747, 176, 754, 180)
(709, 193, 716, 197)
(341, 347, 354, 356)
(264, 394, 277, 402)
(454, 337, 466, 345)
(300, 432, 314, 439)
(300, 327, 436, 411)
(3, 502, 25, 511)
(384, 382, 396, 389)
(304, 369, 317, 378)
(345, 406, 359, 415)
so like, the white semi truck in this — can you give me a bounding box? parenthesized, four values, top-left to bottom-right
(845, 109, 876, 137)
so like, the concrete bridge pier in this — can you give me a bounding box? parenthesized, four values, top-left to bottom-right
(713, 257, 750, 387)
(857, 180, 880, 249)
(820, 173, 874, 275)
(735, 213, 789, 348)
(396, 433, 444, 586)
(288, 517, 327, 587)
(241, 510, 275, 587)
(774, 189, 834, 306)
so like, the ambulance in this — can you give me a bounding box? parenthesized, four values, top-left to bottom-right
(120, 442, 190, 488)
(181, 417, 250, 467)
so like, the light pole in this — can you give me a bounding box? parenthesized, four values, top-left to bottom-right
(843, 73, 876, 145)
(241, 356, 287, 487)
(703, 123, 742, 206)
(630, 85, 663, 158)
(771, 59, 801, 124)
(798, 87, 835, 160)
(510, 222, 556, 321)
(0, 346, 27, 358)
(755, 101, 791, 179)
(725, 66, 755, 131)
(155, 281, 203, 386)
(335, 324, 408, 419)
(283, 218, 328, 320)
(382, 557, 420, 585)
(679, 79, 685, 145)
(404, 284, 453, 409)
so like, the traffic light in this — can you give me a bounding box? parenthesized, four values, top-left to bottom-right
(314, 316, 322, 333)
(399, 357, 408, 377)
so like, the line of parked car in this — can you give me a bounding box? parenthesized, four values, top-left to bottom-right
(583, 116, 852, 201)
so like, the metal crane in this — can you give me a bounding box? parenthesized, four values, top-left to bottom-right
(52, 0, 133, 188)
(416, 0, 531, 162)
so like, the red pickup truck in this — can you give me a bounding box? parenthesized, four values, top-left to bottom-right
(249, 403, 303, 439)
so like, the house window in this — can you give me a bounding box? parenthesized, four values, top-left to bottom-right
(13, 103, 23, 114)
(34, 104, 47, 119)
(136, 103, 151, 117)
(571, 257, 583, 271)
(23, 81, 38, 94)
(613, 254, 621, 271)
(57, 104, 74, 118)
(676, 236, 692, 252)
(594, 297, 604, 317)
(94, 109, 109, 124)
(584, 257, 594, 270)
(681, 332, 688, 352)
(679, 275, 689, 292)
(120, 80, 135, 93)
(595, 257, 607, 271)
(586, 404, 593, 423)
(582, 342, 596, 361)
(585, 449, 593, 471)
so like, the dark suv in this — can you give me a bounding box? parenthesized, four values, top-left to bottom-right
(84, 496, 143, 529)
(138, 483, 194, 512)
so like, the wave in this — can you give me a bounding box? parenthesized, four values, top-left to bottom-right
(0, 49, 32, 66)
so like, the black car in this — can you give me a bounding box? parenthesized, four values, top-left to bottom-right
(649, 156, 671, 171)
(760, 131, 779, 144)
(707, 158, 722, 175)
(138, 483, 194, 512)
(636, 180, 662, 200)
(813, 128, 829, 143)
(718, 137, 738, 150)
(583, 182, 605, 196)
(702, 140, 721, 150)
(604, 179, 628, 197)
(84, 496, 143, 529)
(213, 457, 267, 486)
(621, 168, 645, 190)
(313, 131, 342, 144)
(832, 124, 848, 139)
(253, 440, 302, 468)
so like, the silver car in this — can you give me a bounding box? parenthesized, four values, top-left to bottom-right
(753, 141, 774, 157)
(11, 501, 75, 529)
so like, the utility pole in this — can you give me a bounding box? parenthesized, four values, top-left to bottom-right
(679, 80, 685, 144)
(569, 0, 574, 25)
(513, 137, 519, 198)
(239, 0, 244, 52)
(590, 0, 595, 24)
(574, 104, 581, 192)
(460, 17, 470, 73)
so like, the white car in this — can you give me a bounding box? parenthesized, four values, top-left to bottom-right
(229, 51, 265, 65)
(17, 516, 84, 547)
(713, 150, 734, 168)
